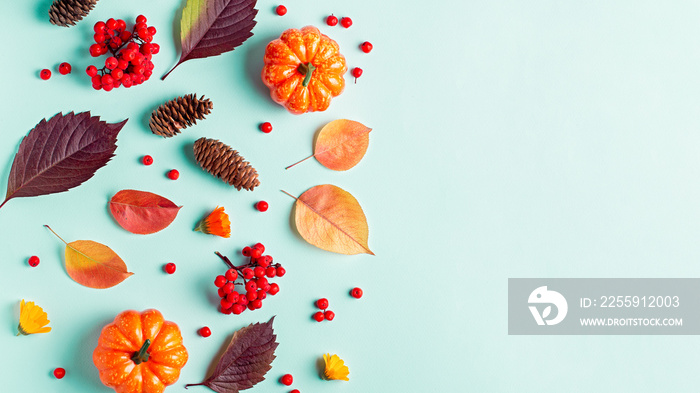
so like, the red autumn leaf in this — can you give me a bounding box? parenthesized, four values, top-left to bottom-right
(0, 112, 127, 211)
(109, 190, 182, 234)
(162, 0, 258, 79)
(186, 317, 278, 393)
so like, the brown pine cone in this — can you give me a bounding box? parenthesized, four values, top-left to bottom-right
(49, 0, 98, 27)
(149, 94, 213, 138)
(193, 138, 260, 191)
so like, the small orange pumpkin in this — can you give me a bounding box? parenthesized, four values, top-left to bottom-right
(262, 26, 347, 114)
(93, 309, 188, 393)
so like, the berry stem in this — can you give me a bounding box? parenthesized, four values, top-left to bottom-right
(285, 154, 314, 170)
(297, 62, 316, 87)
(44, 225, 68, 245)
(215, 251, 237, 270)
(131, 339, 151, 364)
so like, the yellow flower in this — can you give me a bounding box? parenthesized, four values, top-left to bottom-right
(323, 353, 349, 381)
(194, 206, 231, 238)
(17, 300, 51, 336)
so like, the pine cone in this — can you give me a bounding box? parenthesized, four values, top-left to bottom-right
(49, 0, 98, 27)
(193, 138, 260, 191)
(149, 94, 213, 138)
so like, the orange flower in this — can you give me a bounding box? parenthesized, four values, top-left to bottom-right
(322, 353, 349, 381)
(194, 206, 231, 238)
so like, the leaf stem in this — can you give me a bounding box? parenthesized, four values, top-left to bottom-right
(280, 190, 297, 200)
(285, 155, 314, 170)
(184, 382, 206, 389)
(161, 62, 180, 80)
(44, 225, 68, 245)
(0, 199, 7, 210)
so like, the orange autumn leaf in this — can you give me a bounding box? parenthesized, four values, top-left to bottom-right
(286, 120, 372, 171)
(45, 226, 133, 289)
(286, 185, 373, 255)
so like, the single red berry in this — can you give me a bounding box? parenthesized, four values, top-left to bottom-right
(94, 21, 106, 33)
(106, 18, 117, 30)
(316, 298, 329, 310)
(111, 69, 124, 80)
(242, 268, 255, 279)
(247, 303, 256, 311)
(232, 304, 245, 314)
(220, 299, 233, 309)
(237, 295, 249, 305)
(291, 390, 300, 393)
(94, 33, 106, 43)
(105, 57, 118, 70)
(324, 310, 335, 321)
(40, 69, 51, 80)
(265, 266, 277, 277)
(276, 5, 287, 15)
(116, 19, 126, 31)
(148, 26, 157, 36)
(28, 256, 40, 267)
(259, 122, 273, 133)
(101, 74, 113, 86)
(92, 83, 102, 91)
(250, 247, 263, 259)
(103, 83, 114, 92)
(257, 289, 267, 300)
(225, 268, 238, 281)
(136, 15, 147, 24)
(360, 41, 373, 53)
(245, 281, 258, 293)
(58, 62, 72, 75)
(246, 291, 258, 301)
(351, 287, 363, 298)
(53, 367, 66, 379)
(256, 201, 269, 212)
(217, 287, 226, 298)
(167, 169, 179, 180)
(86, 65, 98, 77)
(142, 155, 153, 165)
(254, 299, 264, 309)
(326, 15, 338, 26)
(199, 326, 211, 337)
(256, 256, 269, 268)
(280, 374, 293, 386)
(276, 266, 286, 277)
(265, 255, 273, 264)
(253, 243, 265, 253)
(214, 275, 227, 287)
(223, 282, 235, 295)
(89, 44, 102, 57)
(242, 246, 252, 257)
(313, 311, 325, 322)
(352, 67, 363, 81)
(164, 263, 176, 274)
(341, 17, 353, 28)
(226, 291, 239, 304)
(255, 277, 268, 288)
(268, 283, 280, 295)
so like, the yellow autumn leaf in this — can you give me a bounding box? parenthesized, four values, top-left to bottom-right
(286, 185, 373, 255)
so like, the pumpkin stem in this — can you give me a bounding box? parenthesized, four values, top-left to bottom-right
(297, 62, 317, 87)
(131, 339, 151, 364)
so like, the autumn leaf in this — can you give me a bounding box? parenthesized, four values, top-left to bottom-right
(286, 120, 372, 171)
(162, 0, 258, 79)
(185, 317, 278, 393)
(45, 225, 133, 289)
(109, 190, 182, 234)
(284, 185, 373, 255)
(0, 112, 127, 211)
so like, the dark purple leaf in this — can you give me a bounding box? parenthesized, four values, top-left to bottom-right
(0, 112, 127, 210)
(162, 0, 258, 80)
(186, 317, 278, 393)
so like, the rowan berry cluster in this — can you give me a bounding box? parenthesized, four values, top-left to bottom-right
(86, 15, 159, 91)
(214, 243, 285, 315)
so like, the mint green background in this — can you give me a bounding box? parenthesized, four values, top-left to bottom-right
(1, 0, 699, 392)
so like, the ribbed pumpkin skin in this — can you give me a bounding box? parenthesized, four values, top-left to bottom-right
(93, 309, 188, 393)
(262, 26, 347, 114)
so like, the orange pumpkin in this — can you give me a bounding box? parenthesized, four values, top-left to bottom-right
(262, 26, 347, 114)
(93, 309, 188, 393)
